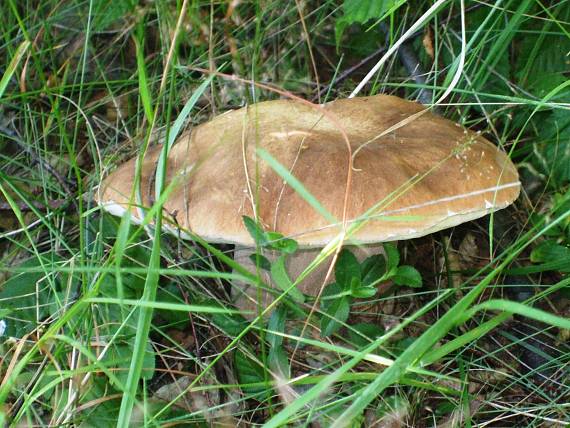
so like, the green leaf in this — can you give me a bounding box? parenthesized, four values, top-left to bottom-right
(319, 283, 348, 301)
(267, 306, 287, 349)
(241, 219, 299, 254)
(383, 243, 400, 273)
(242, 216, 268, 246)
(361, 254, 387, 287)
(335, 249, 361, 290)
(335, 0, 400, 45)
(534, 191, 570, 241)
(270, 255, 305, 303)
(103, 339, 155, 387)
(321, 297, 350, 337)
(77, 378, 127, 425)
(266, 232, 298, 254)
(0, 255, 74, 337)
(350, 286, 377, 299)
(348, 323, 385, 348)
(321, 283, 351, 337)
(435, 400, 456, 417)
(531, 241, 570, 272)
(209, 304, 249, 337)
(269, 347, 291, 379)
(514, 5, 570, 96)
(119, 243, 152, 292)
(391, 337, 416, 355)
(532, 109, 570, 187)
(342, 0, 389, 23)
(155, 283, 191, 324)
(393, 266, 423, 288)
(234, 350, 271, 398)
(249, 253, 272, 271)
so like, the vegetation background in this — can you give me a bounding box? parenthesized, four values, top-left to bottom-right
(0, 0, 569, 426)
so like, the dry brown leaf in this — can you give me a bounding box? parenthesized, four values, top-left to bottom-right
(422, 26, 435, 60)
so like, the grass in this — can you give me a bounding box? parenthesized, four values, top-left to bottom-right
(1, 0, 569, 426)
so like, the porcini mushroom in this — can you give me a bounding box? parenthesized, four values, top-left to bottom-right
(97, 94, 520, 312)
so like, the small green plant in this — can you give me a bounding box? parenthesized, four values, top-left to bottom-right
(531, 190, 570, 245)
(242, 217, 423, 338)
(335, 0, 403, 46)
(320, 243, 422, 337)
(529, 189, 570, 279)
(243, 215, 303, 303)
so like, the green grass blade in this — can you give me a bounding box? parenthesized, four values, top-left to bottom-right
(112, 210, 133, 310)
(155, 74, 214, 196)
(471, 0, 533, 90)
(460, 299, 570, 330)
(262, 289, 454, 427)
(256, 148, 337, 224)
(134, 30, 154, 124)
(421, 314, 509, 366)
(116, 73, 214, 427)
(84, 297, 242, 314)
(167, 75, 215, 149)
(423, 277, 570, 365)
(0, 40, 29, 100)
(116, 211, 162, 427)
(264, 204, 570, 427)
(2, 264, 248, 281)
(327, 211, 570, 426)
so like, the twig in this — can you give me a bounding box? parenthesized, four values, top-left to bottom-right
(396, 41, 433, 105)
(295, 0, 321, 103)
(314, 45, 388, 102)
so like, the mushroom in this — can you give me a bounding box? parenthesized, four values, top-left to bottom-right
(97, 94, 520, 313)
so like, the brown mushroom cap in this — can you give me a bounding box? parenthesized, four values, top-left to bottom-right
(97, 95, 520, 246)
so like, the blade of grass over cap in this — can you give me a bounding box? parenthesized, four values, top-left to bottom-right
(116, 73, 212, 425)
(154, 74, 215, 197)
(256, 148, 337, 224)
(117, 3, 203, 424)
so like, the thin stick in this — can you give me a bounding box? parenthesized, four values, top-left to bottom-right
(295, 0, 321, 103)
